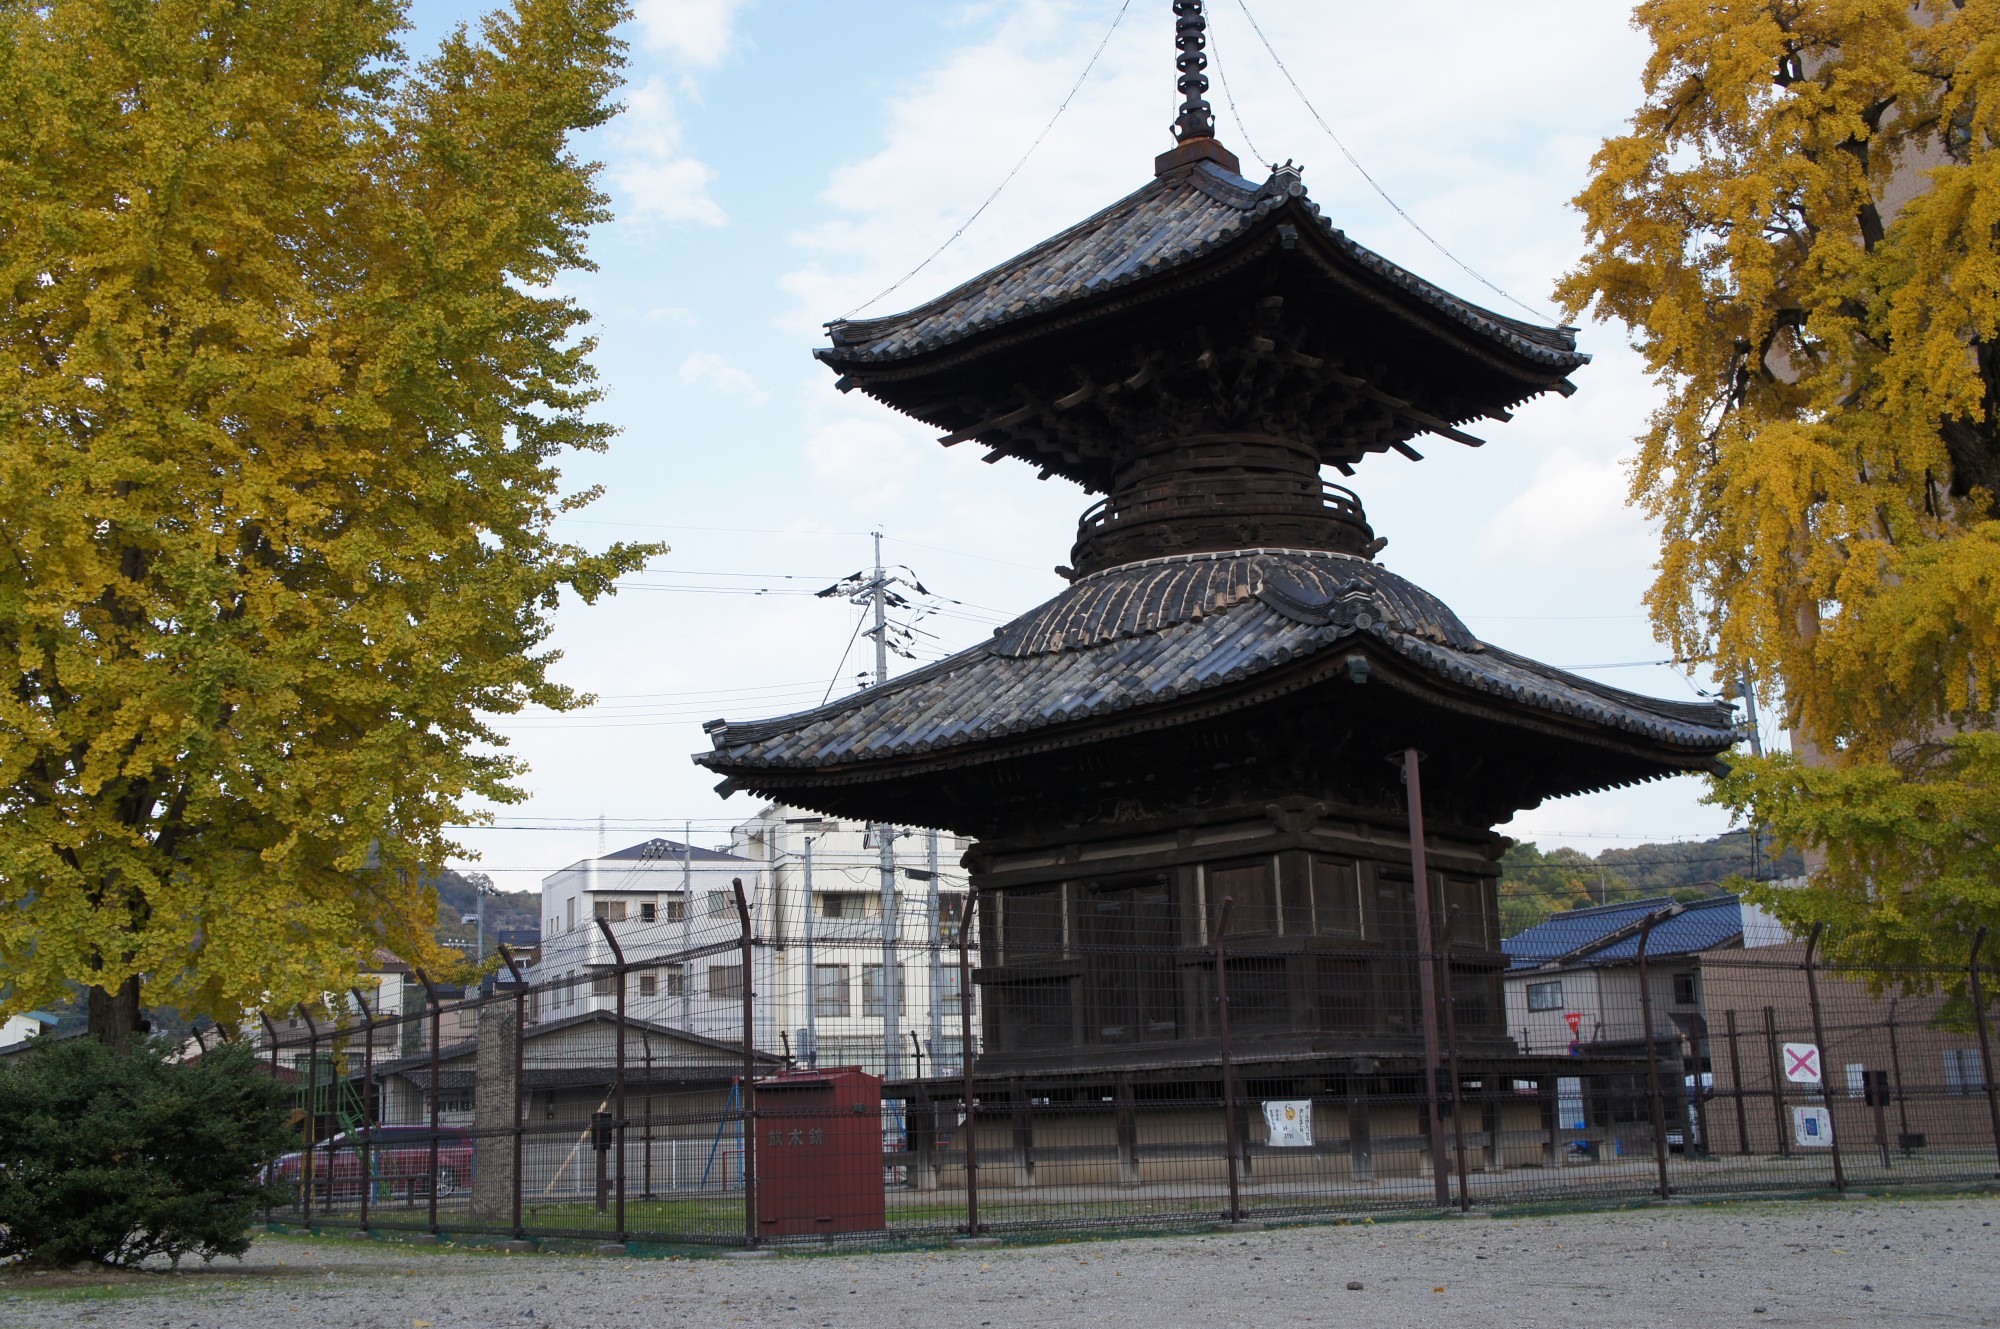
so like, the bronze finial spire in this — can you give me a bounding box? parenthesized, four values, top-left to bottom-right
(1171, 0, 1216, 142)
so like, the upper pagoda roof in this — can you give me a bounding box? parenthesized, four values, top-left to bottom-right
(815, 157, 1590, 489)
(822, 159, 1584, 373)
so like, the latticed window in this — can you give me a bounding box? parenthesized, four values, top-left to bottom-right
(1527, 980, 1563, 1012)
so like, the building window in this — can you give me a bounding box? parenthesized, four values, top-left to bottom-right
(1845, 1063, 1867, 1099)
(1310, 857, 1361, 936)
(938, 893, 965, 940)
(1211, 859, 1276, 936)
(821, 893, 872, 920)
(591, 974, 614, 998)
(814, 965, 851, 1017)
(937, 964, 963, 1013)
(707, 891, 732, 918)
(1672, 972, 1699, 1006)
(1945, 1048, 1988, 1095)
(664, 964, 686, 997)
(709, 964, 744, 1000)
(862, 964, 905, 1017)
(565, 897, 576, 932)
(594, 899, 627, 923)
(637, 975, 657, 997)
(1527, 980, 1564, 1012)
(639, 901, 657, 923)
(666, 896, 686, 922)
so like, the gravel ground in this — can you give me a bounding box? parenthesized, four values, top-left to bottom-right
(4, 1194, 1997, 1329)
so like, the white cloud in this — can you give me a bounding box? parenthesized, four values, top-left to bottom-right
(607, 78, 726, 227)
(1480, 450, 1644, 564)
(678, 350, 768, 403)
(633, 0, 747, 68)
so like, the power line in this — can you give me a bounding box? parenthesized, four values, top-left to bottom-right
(1229, 0, 1560, 325)
(842, 0, 1136, 319)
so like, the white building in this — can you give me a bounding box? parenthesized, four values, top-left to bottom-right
(534, 809, 977, 1080)
(726, 804, 973, 1080)
(534, 836, 769, 1048)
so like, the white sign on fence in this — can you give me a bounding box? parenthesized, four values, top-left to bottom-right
(1263, 1099, 1314, 1148)
(1782, 1042, 1823, 1084)
(1793, 1106, 1834, 1147)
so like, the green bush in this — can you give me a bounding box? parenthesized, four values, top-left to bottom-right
(0, 1036, 294, 1267)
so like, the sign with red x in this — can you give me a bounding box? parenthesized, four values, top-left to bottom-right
(1783, 1042, 1822, 1084)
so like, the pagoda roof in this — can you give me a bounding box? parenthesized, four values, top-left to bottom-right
(698, 549, 1735, 797)
(821, 159, 1585, 374)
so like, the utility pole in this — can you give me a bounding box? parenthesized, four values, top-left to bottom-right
(680, 823, 692, 1023)
(803, 832, 818, 1068)
(870, 529, 903, 1081)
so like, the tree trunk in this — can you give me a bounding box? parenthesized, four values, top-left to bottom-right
(87, 976, 145, 1052)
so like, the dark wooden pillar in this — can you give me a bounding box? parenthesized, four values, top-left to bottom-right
(1115, 1075, 1140, 1188)
(1346, 1071, 1374, 1183)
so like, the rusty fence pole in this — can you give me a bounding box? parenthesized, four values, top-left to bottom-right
(1763, 1005, 1790, 1158)
(1400, 748, 1452, 1209)
(299, 1006, 321, 1225)
(959, 883, 981, 1237)
(1635, 912, 1672, 1200)
(1724, 1009, 1751, 1155)
(498, 946, 529, 1240)
(1970, 928, 2000, 1178)
(594, 916, 630, 1245)
(731, 877, 759, 1248)
(351, 988, 376, 1233)
(1438, 906, 1470, 1212)
(1802, 923, 1846, 1192)
(1887, 998, 1911, 1148)
(261, 1012, 283, 1224)
(1213, 895, 1242, 1223)
(417, 969, 444, 1234)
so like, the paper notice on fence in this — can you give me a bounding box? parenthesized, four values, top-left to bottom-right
(1263, 1099, 1313, 1147)
(1793, 1106, 1834, 1148)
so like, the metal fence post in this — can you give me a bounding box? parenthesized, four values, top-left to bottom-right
(1438, 906, 1469, 1211)
(1763, 1005, 1790, 1157)
(1887, 998, 1911, 1147)
(732, 877, 759, 1248)
(1214, 894, 1242, 1223)
(260, 1012, 283, 1224)
(1401, 748, 1451, 1209)
(498, 946, 529, 1240)
(959, 882, 981, 1237)
(299, 1005, 322, 1224)
(350, 987, 376, 1233)
(1724, 1008, 1750, 1154)
(1968, 927, 2000, 1178)
(1635, 911, 1672, 1200)
(594, 916, 629, 1245)
(1802, 923, 1846, 1192)
(417, 969, 443, 1234)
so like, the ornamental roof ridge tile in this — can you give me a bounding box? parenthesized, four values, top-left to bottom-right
(819, 161, 1582, 370)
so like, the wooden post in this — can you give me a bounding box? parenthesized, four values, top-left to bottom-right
(1401, 749, 1451, 1208)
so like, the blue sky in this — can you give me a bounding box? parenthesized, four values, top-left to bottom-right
(419, 0, 1769, 892)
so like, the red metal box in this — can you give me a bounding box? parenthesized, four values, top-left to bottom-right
(754, 1066, 886, 1237)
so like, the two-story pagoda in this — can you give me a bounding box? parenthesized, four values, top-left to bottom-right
(697, 8, 1735, 1126)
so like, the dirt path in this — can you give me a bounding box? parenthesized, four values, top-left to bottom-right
(5, 1193, 1995, 1329)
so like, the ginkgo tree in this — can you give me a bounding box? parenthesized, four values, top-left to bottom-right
(0, 0, 658, 1045)
(1559, 0, 2000, 970)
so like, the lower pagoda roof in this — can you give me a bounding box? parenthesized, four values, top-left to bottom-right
(697, 549, 1737, 803)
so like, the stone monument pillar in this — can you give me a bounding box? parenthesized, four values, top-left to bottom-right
(470, 1002, 519, 1223)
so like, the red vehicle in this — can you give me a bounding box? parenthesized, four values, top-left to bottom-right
(269, 1126, 474, 1201)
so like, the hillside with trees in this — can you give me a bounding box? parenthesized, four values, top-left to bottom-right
(1498, 831, 1802, 938)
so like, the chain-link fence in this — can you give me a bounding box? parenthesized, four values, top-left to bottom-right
(239, 884, 2000, 1250)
